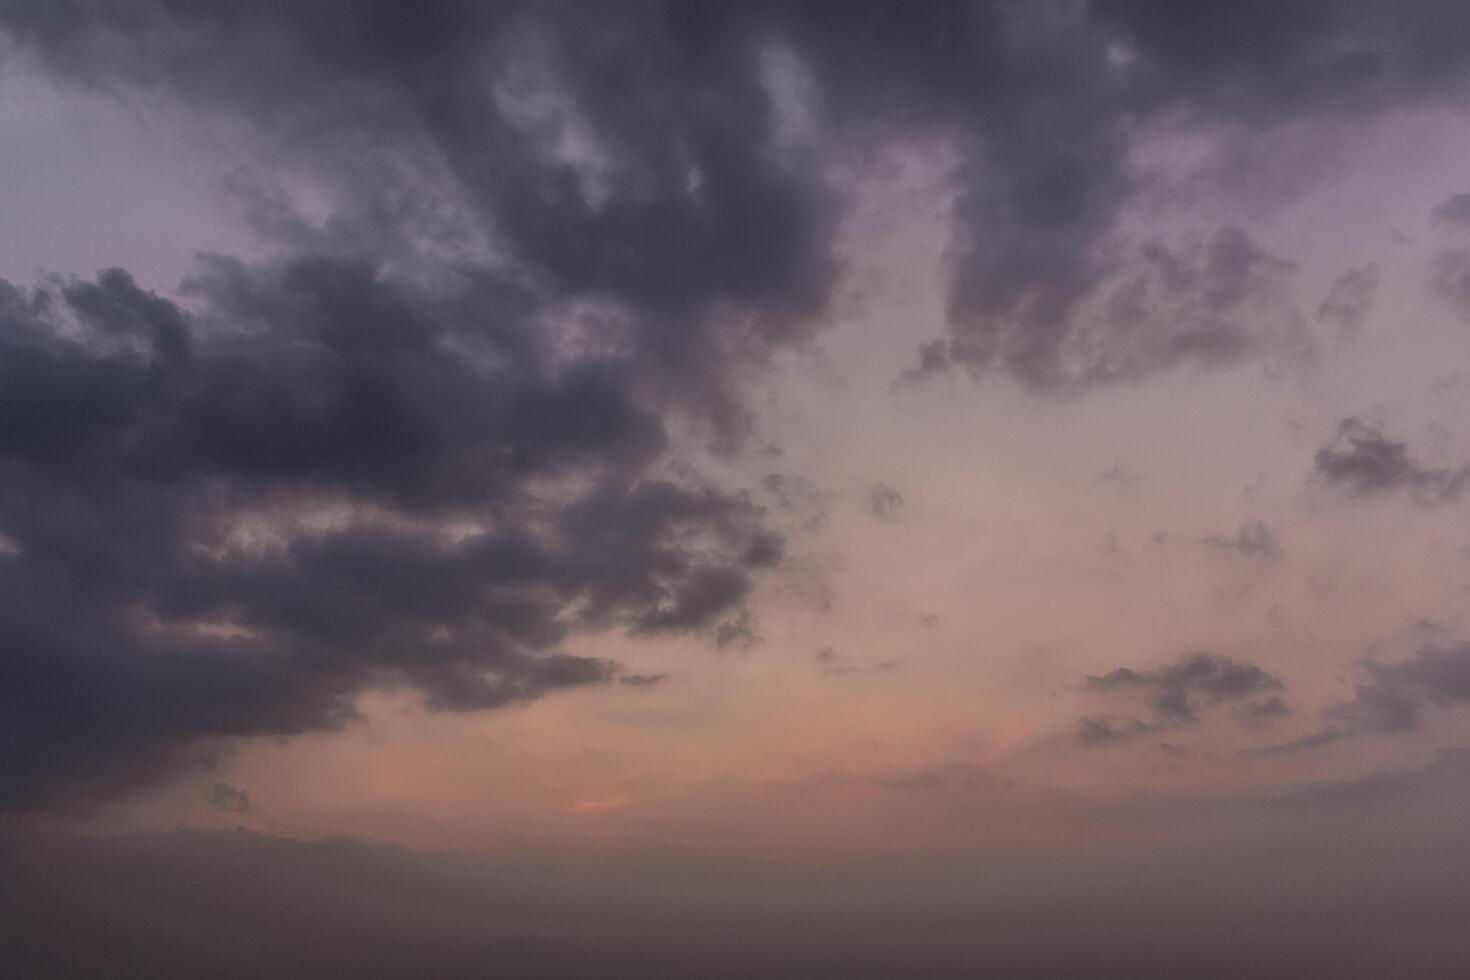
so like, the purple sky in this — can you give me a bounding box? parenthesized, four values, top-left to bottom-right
(4, 3, 1470, 976)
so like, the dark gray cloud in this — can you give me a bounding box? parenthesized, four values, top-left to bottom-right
(1313, 418, 1470, 503)
(1315, 264, 1377, 335)
(206, 782, 251, 814)
(1082, 651, 1284, 742)
(866, 483, 905, 522)
(1201, 521, 1282, 564)
(0, 264, 779, 810)
(5, 0, 1468, 406)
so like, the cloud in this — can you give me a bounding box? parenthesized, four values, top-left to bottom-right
(1201, 521, 1283, 563)
(617, 673, 666, 688)
(206, 782, 251, 814)
(1313, 418, 1470, 503)
(1328, 644, 1470, 735)
(7, 0, 1467, 409)
(1244, 696, 1291, 720)
(3, 0, 1470, 811)
(814, 646, 856, 675)
(1262, 644, 1470, 753)
(1433, 193, 1470, 230)
(1433, 192, 1470, 320)
(1315, 264, 1377, 334)
(1082, 651, 1284, 742)
(1077, 715, 1155, 746)
(1094, 463, 1143, 492)
(931, 224, 1313, 391)
(814, 646, 897, 676)
(866, 483, 905, 522)
(759, 472, 828, 531)
(0, 264, 782, 810)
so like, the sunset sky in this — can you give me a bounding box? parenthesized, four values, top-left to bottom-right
(5, 2, 1470, 976)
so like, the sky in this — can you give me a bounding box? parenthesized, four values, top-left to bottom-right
(4, 2, 1470, 976)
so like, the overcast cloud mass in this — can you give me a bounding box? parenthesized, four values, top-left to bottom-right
(4, 2, 1470, 976)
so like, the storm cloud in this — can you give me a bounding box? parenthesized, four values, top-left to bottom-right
(3, 0, 1469, 400)
(0, 260, 779, 809)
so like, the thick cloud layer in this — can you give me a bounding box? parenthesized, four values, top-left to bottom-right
(0, 260, 779, 810)
(5, 1, 1470, 394)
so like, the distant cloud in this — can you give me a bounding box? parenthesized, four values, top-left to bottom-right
(1313, 418, 1470, 503)
(815, 647, 898, 677)
(760, 473, 829, 532)
(1328, 644, 1470, 735)
(867, 484, 906, 522)
(1245, 697, 1291, 720)
(1081, 652, 1284, 743)
(815, 647, 857, 675)
(1078, 715, 1154, 746)
(921, 225, 1312, 392)
(1433, 193, 1470, 320)
(207, 782, 251, 814)
(1094, 464, 1143, 492)
(1315, 264, 1377, 335)
(618, 673, 667, 688)
(1433, 193, 1470, 230)
(1261, 644, 1470, 754)
(1201, 521, 1282, 564)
